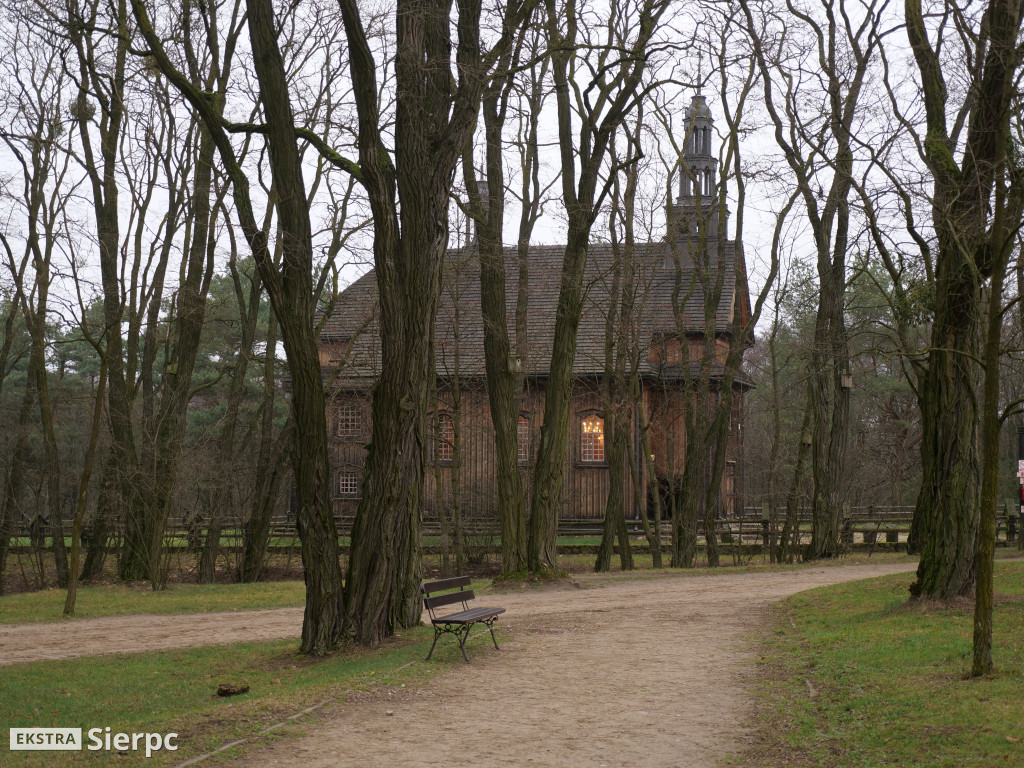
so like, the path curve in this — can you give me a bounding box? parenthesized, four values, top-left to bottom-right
(226, 563, 916, 768)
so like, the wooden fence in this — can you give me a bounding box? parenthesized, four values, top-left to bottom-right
(8, 501, 1023, 554)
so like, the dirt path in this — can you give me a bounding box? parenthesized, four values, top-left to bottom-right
(228, 563, 914, 768)
(0, 607, 306, 665)
(0, 564, 917, 766)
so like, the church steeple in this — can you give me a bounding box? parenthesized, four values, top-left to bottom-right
(668, 92, 723, 240)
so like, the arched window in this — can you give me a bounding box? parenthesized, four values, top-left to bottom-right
(518, 415, 531, 463)
(436, 413, 454, 462)
(580, 414, 605, 463)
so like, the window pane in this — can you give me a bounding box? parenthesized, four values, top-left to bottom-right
(335, 402, 360, 438)
(518, 416, 530, 462)
(437, 415, 454, 462)
(337, 471, 360, 497)
(581, 414, 604, 462)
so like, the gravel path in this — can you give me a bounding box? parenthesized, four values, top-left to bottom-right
(0, 607, 306, 666)
(0, 564, 917, 766)
(213, 563, 916, 768)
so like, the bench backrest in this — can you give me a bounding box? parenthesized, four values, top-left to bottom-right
(421, 576, 474, 622)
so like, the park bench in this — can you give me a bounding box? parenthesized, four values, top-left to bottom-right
(421, 576, 505, 663)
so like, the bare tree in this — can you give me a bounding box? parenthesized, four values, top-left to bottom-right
(899, 0, 1024, 601)
(462, 11, 548, 578)
(527, 0, 672, 575)
(132, 0, 346, 652)
(739, 0, 886, 560)
(0, 11, 85, 588)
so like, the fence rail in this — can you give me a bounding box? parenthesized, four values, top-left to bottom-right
(9, 502, 1023, 552)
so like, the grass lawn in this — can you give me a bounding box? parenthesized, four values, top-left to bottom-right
(0, 622, 490, 767)
(0, 577, 504, 626)
(749, 558, 1024, 767)
(0, 581, 308, 626)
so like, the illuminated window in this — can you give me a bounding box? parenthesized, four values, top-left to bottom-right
(337, 471, 360, 497)
(518, 415, 530, 462)
(335, 402, 360, 439)
(436, 414, 454, 462)
(580, 414, 605, 463)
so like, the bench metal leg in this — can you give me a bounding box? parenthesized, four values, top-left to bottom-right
(425, 625, 443, 661)
(483, 617, 500, 650)
(426, 622, 474, 662)
(456, 625, 471, 663)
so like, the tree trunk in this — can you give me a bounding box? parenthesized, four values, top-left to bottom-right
(597, 418, 632, 571)
(239, 421, 292, 583)
(908, 274, 981, 598)
(528, 0, 667, 576)
(65, 357, 108, 615)
(336, 0, 490, 641)
(468, 73, 530, 577)
(32, 323, 69, 587)
(344, 237, 437, 638)
(201, 240, 263, 585)
(239, 312, 283, 582)
(143, 115, 218, 587)
(806, 259, 849, 561)
(80, 454, 115, 581)
(902, 0, 1024, 600)
(626, 404, 662, 568)
(0, 362, 36, 594)
(778, 396, 812, 563)
(198, 491, 223, 585)
(527, 226, 591, 574)
(66, 0, 143, 583)
(972, 242, 1006, 675)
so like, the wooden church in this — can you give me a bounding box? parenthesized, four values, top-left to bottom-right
(317, 94, 753, 528)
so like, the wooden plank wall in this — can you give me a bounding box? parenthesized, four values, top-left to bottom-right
(327, 377, 743, 524)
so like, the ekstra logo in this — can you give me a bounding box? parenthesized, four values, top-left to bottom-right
(9, 728, 82, 750)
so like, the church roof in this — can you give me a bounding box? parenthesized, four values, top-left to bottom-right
(318, 235, 751, 385)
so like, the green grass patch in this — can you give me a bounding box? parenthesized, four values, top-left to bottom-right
(556, 549, 921, 576)
(0, 577, 505, 626)
(749, 559, 1024, 767)
(0, 622, 492, 766)
(0, 581, 307, 626)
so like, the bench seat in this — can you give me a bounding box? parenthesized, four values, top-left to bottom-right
(421, 576, 506, 662)
(432, 606, 506, 625)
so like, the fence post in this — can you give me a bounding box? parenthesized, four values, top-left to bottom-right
(841, 502, 853, 545)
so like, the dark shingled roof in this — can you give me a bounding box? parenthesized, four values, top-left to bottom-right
(318, 235, 751, 384)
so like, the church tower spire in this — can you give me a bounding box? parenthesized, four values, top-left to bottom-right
(668, 91, 723, 240)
